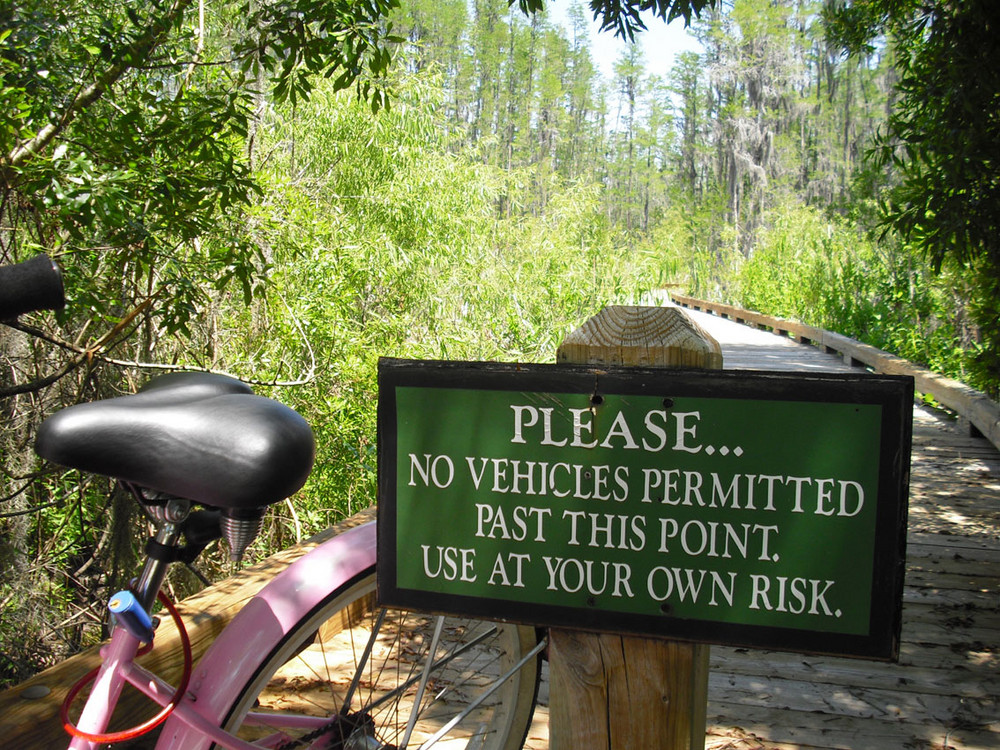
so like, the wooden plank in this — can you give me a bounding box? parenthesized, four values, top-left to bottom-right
(902, 585, 997, 609)
(911, 477, 1000, 493)
(910, 442, 1000, 460)
(901, 609, 999, 646)
(910, 474, 1000, 492)
(896, 641, 997, 673)
(709, 647, 996, 699)
(910, 445, 1000, 463)
(908, 533, 1000, 557)
(906, 558, 1000, 584)
(906, 510, 1000, 538)
(707, 673, 997, 728)
(707, 700, 997, 750)
(908, 489, 1000, 510)
(899, 641, 997, 672)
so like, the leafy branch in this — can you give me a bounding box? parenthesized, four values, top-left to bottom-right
(2, 0, 196, 179)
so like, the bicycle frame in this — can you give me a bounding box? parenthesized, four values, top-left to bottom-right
(66, 521, 378, 750)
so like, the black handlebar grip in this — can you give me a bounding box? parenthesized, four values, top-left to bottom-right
(0, 254, 65, 320)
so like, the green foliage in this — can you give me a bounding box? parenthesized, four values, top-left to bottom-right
(733, 202, 973, 385)
(824, 0, 1000, 388)
(0, 0, 403, 686)
(514, 0, 720, 37)
(233, 0, 401, 109)
(0, 0, 402, 338)
(644, 187, 740, 298)
(864, 1, 1000, 270)
(215, 77, 661, 537)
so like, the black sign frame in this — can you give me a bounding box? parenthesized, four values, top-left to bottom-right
(377, 358, 913, 660)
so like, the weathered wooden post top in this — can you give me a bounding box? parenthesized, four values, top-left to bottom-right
(556, 304, 722, 371)
(551, 304, 719, 750)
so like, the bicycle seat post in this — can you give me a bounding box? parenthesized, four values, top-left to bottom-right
(133, 497, 191, 611)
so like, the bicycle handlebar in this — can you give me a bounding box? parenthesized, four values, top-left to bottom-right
(0, 254, 65, 320)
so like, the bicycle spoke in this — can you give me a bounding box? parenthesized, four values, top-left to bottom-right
(417, 637, 548, 750)
(340, 607, 388, 715)
(220, 571, 540, 750)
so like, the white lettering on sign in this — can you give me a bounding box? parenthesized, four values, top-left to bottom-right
(646, 567, 738, 607)
(749, 575, 842, 618)
(657, 518, 780, 561)
(488, 552, 531, 587)
(391, 383, 892, 648)
(640, 470, 864, 517)
(542, 556, 635, 598)
(421, 545, 477, 583)
(466, 457, 629, 501)
(408, 453, 455, 489)
(510, 405, 703, 454)
(475, 503, 552, 542)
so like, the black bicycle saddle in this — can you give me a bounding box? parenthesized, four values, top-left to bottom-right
(35, 373, 315, 510)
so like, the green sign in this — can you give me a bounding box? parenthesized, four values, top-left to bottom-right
(378, 359, 912, 660)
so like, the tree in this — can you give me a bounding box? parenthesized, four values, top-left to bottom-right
(1, 0, 400, 347)
(0, 0, 400, 686)
(670, 51, 704, 194)
(559, 3, 601, 180)
(824, 0, 1000, 389)
(0, 0, 406, 415)
(608, 43, 644, 231)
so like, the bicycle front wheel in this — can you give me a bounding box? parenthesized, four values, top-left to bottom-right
(218, 566, 543, 750)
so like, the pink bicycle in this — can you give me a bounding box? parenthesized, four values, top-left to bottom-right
(3, 256, 544, 750)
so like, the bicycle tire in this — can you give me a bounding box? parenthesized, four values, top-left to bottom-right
(215, 565, 542, 750)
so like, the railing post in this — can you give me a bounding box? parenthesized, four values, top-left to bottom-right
(549, 304, 721, 750)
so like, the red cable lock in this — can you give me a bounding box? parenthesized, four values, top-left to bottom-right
(61, 591, 193, 744)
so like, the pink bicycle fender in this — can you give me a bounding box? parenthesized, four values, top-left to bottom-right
(155, 520, 377, 750)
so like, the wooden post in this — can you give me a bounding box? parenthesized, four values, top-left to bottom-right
(549, 305, 721, 750)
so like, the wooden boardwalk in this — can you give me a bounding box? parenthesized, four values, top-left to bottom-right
(522, 306, 1000, 750)
(2, 303, 996, 750)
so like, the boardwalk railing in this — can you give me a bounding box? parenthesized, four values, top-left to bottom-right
(671, 293, 1000, 453)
